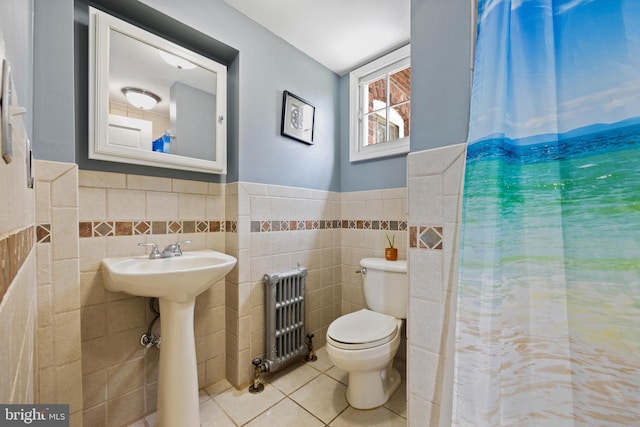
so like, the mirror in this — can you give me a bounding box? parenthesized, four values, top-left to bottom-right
(89, 7, 227, 174)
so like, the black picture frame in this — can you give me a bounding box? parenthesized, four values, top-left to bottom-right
(281, 90, 315, 144)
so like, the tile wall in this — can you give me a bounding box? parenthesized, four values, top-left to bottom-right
(223, 184, 409, 388)
(227, 183, 343, 387)
(76, 171, 230, 427)
(34, 160, 83, 426)
(406, 143, 467, 427)
(0, 69, 37, 408)
(340, 188, 409, 364)
(17, 159, 412, 426)
(340, 188, 408, 315)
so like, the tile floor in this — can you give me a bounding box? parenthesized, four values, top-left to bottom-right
(129, 347, 407, 426)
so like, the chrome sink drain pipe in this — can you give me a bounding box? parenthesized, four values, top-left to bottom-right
(140, 297, 161, 348)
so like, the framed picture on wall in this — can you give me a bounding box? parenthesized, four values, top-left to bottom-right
(281, 90, 315, 144)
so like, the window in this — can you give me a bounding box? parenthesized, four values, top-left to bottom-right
(349, 45, 410, 162)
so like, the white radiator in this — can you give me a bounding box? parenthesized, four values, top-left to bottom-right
(262, 266, 307, 372)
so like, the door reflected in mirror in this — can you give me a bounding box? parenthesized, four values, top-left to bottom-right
(89, 7, 227, 174)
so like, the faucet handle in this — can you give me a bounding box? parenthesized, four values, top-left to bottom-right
(174, 240, 191, 255)
(138, 242, 161, 259)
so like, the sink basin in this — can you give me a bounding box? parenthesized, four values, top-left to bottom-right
(101, 249, 236, 427)
(102, 250, 236, 302)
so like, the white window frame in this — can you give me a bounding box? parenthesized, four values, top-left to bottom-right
(349, 45, 410, 162)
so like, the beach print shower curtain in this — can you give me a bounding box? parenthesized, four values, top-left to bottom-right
(454, 0, 640, 425)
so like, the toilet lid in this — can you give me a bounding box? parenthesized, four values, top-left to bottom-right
(327, 309, 397, 349)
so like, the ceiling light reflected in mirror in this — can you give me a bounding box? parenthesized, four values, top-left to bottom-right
(121, 87, 161, 109)
(158, 50, 197, 70)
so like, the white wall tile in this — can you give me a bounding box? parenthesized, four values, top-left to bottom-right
(126, 174, 171, 192)
(250, 232, 272, 258)
(408, 394, 435, 427)
(146, 191, 178, 220)
(408, 176, 443, 224)
(206, 195, 225, 219)
(51, 207, 79, 260)
(364, 199, 384, 218)
(36, 244, 51, 285)
(250, 195, 272, 219)
(443, 151, 466, 196)
(172, 178, 208, 194)
(409, 298, 443, 354)
(54, 309, 82, 365)
(271, 197, 291, 219)
(35, 182, 51, 224)
(267, 184, 292, 198)
(78, 238, 107, 273)
(271, 232, 292, 255)
(52, 169, 78, 208)
(382, 198, 404, 219)
(208, 182, 225, 196)
(52, 259, 80, 313)
(407, 143, 466, 177)
(409, 346, 440, 403)
(290, 197, 309, 219)
(34, 160, 81, 417)
(409, 250, 443, 302)
(79, 170, 126, 189)
(79, 187, 106, 221)
(105, 236, 145, 258)
(34, 161, 76, 183)
(408, 144, 467, 427)
(107, 189, 146, 220)
(241, 182, 267, 196)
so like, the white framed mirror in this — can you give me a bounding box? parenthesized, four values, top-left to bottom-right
(89, 7, 227, 174)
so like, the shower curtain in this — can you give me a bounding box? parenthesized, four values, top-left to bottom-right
(454, 1, 640, 425)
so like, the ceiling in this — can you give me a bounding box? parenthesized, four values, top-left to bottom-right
(221, 0, 411, 75)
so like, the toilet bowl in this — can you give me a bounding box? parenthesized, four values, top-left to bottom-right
(326, 258, 407, 409)
(327, 309, 403, 409)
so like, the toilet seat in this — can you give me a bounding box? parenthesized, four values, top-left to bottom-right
(327, 309, 398, 350)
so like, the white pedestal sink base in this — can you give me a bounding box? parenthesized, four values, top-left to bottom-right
(157, 298, 200, 427)
(100, 250, 237, 427)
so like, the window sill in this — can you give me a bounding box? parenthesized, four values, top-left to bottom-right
(349, 137, 409, 162)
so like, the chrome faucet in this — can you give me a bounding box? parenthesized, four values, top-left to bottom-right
(138, 240, 191, 259)
(138, 242, 162, 259)
(161, 240, 191, 257)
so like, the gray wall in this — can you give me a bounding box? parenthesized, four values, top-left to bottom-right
(0, 0, 33, 140)
(339, 0, 473, 192)
(33, 0, 75, 162)
(33, 0, 341, 190)
(30, 0, 474, 193)
(410, 0, 473, 151)
(137, 0, 341, 191)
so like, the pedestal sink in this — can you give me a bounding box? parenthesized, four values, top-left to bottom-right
(101, 250, 236, 427)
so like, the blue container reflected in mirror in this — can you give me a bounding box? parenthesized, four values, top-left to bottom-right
(152, 133, 171, 153)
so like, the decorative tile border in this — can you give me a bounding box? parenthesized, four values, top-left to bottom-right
(0, 226, 35, 304)
(37, 224, 51, 243)
(37, 218, 413, 238)
(409, 225, 444, 250)
(69, 220, 235, 238)
(250, 219, 408, 232)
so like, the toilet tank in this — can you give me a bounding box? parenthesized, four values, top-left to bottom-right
(360, 257, 408, 319)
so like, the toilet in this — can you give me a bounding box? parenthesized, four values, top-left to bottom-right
(326, 257, 407, 409)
